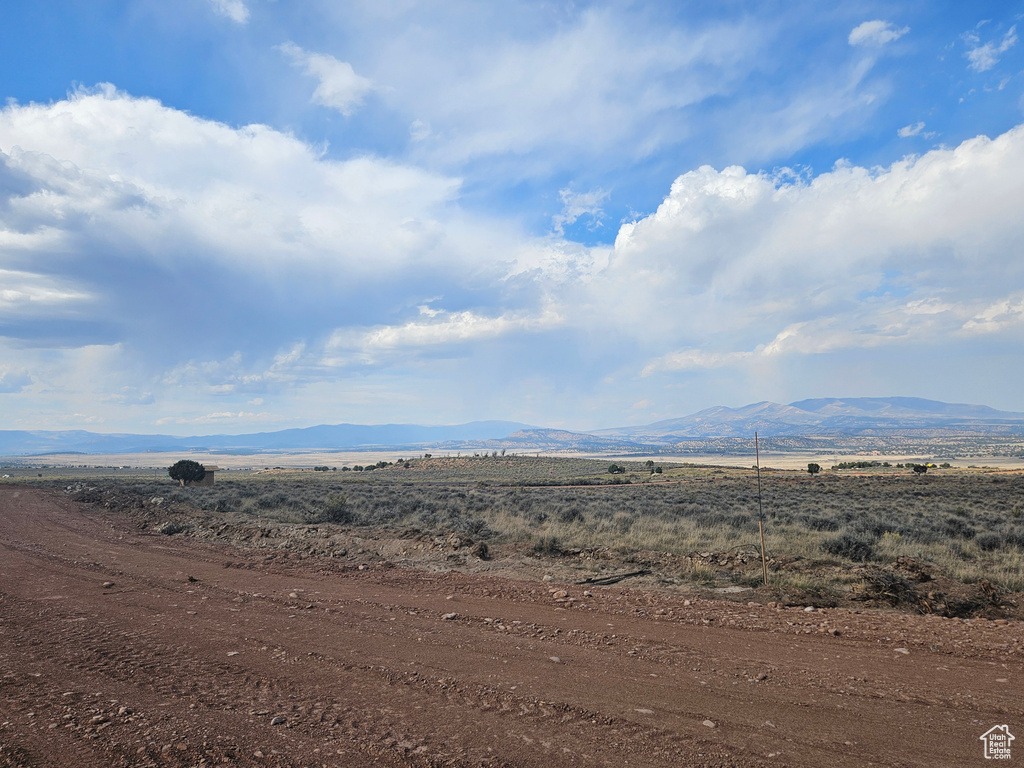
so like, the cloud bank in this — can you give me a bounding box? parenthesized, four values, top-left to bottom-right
(2, 71, 1024, 428)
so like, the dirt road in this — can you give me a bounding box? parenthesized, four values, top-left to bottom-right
(0, 487, 1020, 767)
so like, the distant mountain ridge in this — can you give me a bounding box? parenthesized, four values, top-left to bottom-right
(2, 398, 1023, 456)
(0, 421, 531, 456)
(597, 398, 1024, 442)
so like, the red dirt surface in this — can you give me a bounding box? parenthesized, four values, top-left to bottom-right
(0, 486, 1021, 767)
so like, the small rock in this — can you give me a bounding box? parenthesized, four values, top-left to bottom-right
(683, 600, 692, 607)
(227, 651, 240, 657)
(102, 582, 114, 589)
(543, 575, 553, 582)
(117, 706, 131, 716)
(288, 592, 299, 599)
(635, 708, 654, 714)
(763, 720, 776, 728)
(894, 647, 910, 655)
(442, 612, 458, 620)
(702, 719, 717, 728)
(755, 672, 767, 681)
(804, 606, 816, 613)
(270, 715, 286, 726)
(549, 656, 562, 664)
(552, 590, 568, 599)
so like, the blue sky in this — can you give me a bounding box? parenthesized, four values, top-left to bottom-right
(2, 1, 1024, 434)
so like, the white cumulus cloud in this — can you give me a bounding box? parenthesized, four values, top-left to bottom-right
(208, 0, 249, 24)
(605, 125, 1024, 378)
(897, 122, 924, 138)
(848, 20, 909, 47)
(278, 42, 374, 116)
(964, 26, 1018, 73)
(0, 366, 32, 393)
(322, 305, 564, 367)
(551, 187, 609, 235)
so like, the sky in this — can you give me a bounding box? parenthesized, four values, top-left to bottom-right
(2, 1, 1024, 434)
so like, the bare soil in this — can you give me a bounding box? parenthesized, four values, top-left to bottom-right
(1, 486, 1021, 767)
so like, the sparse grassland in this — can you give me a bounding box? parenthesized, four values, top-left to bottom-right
(7, 456, 1023, 611)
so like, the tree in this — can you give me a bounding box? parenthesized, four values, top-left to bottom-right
(807, 463, 821, 475)
(168, 459, 205, 486)
(912, 464, 928, 475)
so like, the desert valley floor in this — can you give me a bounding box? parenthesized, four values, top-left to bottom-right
(0, 485, 1021, 766)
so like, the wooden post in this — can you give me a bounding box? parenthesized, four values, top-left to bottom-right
(756, 432, 768, 587)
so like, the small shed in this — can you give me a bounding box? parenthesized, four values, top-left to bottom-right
(188, 465, 220, 487)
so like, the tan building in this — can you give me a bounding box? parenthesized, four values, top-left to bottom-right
(186, 465, 219, 487)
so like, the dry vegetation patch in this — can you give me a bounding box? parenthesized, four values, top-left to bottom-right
(12, 457, 1022, 617)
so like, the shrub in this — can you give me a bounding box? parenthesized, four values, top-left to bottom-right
(531, 536, 563, 556)
(459, 517, 490, 537)
(822, 533, 875, 562)
(320, 493, 352, 524)
(799, 514, 840, 532)
(976, 532, 1003, 552)
(1005, 526, 1024, 549)
(558, 506, 585, 523)
(943, 515, 976, 539)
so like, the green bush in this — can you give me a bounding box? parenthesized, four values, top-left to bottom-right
(168, 460, 205, 486)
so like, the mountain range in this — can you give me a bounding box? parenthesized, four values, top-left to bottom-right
(2, 398, 1023, 456)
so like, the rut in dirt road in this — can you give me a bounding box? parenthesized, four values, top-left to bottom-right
(0, 486, 1021, 767)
